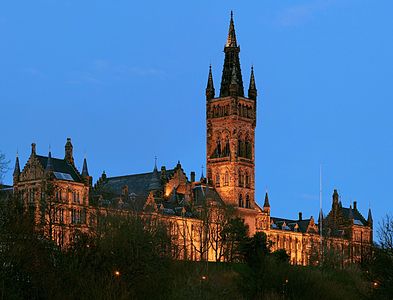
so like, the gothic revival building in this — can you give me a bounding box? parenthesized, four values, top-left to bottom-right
(10, 13, 373, 265)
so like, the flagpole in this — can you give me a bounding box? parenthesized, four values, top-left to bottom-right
(320, 164, 323, 264)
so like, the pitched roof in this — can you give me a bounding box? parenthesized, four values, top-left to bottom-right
(193, 184, 225, 207)
(341, 207, 368, 226)
(36, 155, 82, 182)
(271, 216, 315, 233)
(101, 169, 174, 196)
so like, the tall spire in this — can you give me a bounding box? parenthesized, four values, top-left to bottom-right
(367, 208, 373, 226)
(226, 11, 237, 48)
(248, 66, 257, 100)
(263, 192, 270, 208)
(220, 11, 244, 97)
(206, 65, 215, 100)
(81, 157, 89, 177)
(149, 158, 161, 191)
(13, 152, 20, 182)
(45, 151, 54, 172)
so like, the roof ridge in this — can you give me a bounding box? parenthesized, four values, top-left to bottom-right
(107, 169, 175, 180)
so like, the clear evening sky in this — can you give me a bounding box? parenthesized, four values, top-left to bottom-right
(1, 1, 392, 233)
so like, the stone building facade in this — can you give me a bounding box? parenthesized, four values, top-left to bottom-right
(9, 13, 373, 265)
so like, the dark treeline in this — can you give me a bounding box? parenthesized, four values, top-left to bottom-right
(0, 195, 392, 300)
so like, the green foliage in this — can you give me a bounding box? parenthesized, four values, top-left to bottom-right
(271, 249, 290, 264)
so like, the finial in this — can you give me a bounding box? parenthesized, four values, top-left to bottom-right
(230, 10, 233, 19)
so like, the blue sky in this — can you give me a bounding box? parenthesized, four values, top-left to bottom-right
(1, 0, 392, 233)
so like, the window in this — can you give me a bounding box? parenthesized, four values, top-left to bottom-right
(238, 170, 243, 187)
(29, 189, 35, 204)
(215, 174, 220, 187)
(71, 209, 81, 224)
(238, 194, 244, 207)
(246, 195, 250, 208)
(245, 172, 250, 188)
(224, 171, 229, 186)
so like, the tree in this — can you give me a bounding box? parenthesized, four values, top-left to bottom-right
(0, 152, 9, 184)
(368, 214, 393, 299)
(221, 217, 249, 262)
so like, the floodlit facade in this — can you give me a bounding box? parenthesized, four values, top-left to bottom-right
(9, 13, 373, 265)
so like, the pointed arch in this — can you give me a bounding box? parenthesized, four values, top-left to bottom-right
(238, 193, 244, 208)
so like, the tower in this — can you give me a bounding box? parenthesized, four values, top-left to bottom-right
(206, 12, 257, 209)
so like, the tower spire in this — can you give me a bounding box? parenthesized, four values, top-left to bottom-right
(226, 11, 237, 48)
(248, 66, 257, 100)
(45, 150, 54, 172)
(263, 191, 270, 208)
(220, 11, 244, 97)
(149, 158, 161, 191)
(81, 157, 89, 176)
(206, 65, 215, 100)
(13, 152, 20, 182)
(367, 208, 373, 226)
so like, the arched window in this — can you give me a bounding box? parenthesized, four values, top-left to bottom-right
(238, 170, 243, 187)
(246, 195, 250, 208)
(217, 139, 221, 157)
(245, 172, 250, 188)
(215, 174, 220, 187)
(245, 139, 251, 159)
(224, 171, 229, 186)
(238, 194, 244, 207)
(223, 138, 230, 157)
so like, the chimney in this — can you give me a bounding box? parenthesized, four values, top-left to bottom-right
(190, 171, 195, 183)
(299, 212, 303, 221)
(353, 201, 357, 210)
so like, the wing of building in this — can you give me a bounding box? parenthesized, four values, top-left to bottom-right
(8, 13, 373, 265)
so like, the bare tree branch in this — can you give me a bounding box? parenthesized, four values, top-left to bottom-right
(0, 151, 10, 184)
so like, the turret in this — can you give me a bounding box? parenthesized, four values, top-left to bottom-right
(81, 157, 89, 177)
(149, 159, 161, 191)
(13, 153, 20, 183)
(248, 66, 257, 100)
(348, 205, 354, 223)
(332, 189, 339, 209)
(64, 138, 74, 165)
(31, 143, 36, 156)
(367, 208, 373, 227)
(206, 65, 215, 100)
(263, 191, 270, 213)
(45, 151, 54, 173)
(81, 157, 92, 187)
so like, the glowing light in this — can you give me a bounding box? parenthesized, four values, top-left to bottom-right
(201, 275, 207, 280)
(114, 270, 120, 277)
